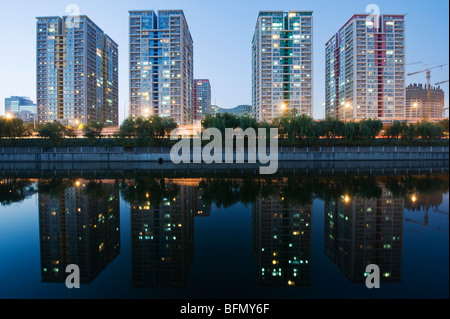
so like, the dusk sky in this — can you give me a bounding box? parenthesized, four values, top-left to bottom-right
(0, 0, 448, 122)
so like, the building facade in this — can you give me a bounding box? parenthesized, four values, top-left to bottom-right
(4, 96, 36, 123)
(193, 79, 211, 122)
(129, 10, 194, 125)
(36, 16, 118, 127)
(405, 83, 445, 121)
(325, 14, 405, 122)
(208, 104, 253, 117)
(252, 11, 313, 123)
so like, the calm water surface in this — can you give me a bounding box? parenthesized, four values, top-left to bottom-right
(0, 172, 448, 299)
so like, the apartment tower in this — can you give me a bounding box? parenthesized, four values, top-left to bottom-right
(193, 79, 211, 122)
(36, 16, 118, 126)
(129, 10, 194, 125)
(325, 14, 405, 122)
(252, 11, 313, 123)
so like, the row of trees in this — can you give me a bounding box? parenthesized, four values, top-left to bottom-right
(0, 117, 105, 146)
(1, 114, 448, 146)
(201, 113, 447, 145)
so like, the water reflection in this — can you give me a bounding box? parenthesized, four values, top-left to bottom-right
(120, 178, 194, 288)
(324, 184, 404, 283)
(0, 173, 447, 292)
(37, 178, 120, 283)
(252, 194, 312, 286)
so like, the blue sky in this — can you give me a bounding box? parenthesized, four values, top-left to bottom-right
(0, 0, 448, 121)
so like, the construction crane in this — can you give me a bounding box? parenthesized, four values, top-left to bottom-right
(435, 80, 449, 85)
(406, 61, 422, 66)
(407, 63, 449, 119)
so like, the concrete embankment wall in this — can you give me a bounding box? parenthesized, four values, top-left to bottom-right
(0, 145, 448, 162)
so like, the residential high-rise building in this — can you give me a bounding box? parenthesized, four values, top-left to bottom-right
(129, 10, 194, 125)
(193, 79, 211, 122)
(325, 14, 405, 122)
(4, 96, 36, 123)
(252, 11, 313, 123)
(405, 83, 445, 121)
(36, 16, 118, 127)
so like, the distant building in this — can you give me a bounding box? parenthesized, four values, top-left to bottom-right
(193, 79, 211, 122)
(36, 16, 119, 127)
(405, 83, 445, 122)
(129, 10, 194, 125)
(208, 104, 253, 117)
(252, 11, 313, 123)
(325, 14, 406, 122)
(4, 96, 36, 123)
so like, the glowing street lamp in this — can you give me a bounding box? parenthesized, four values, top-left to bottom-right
(344, 195, 350, 203)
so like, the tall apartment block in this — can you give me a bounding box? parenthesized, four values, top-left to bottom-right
(405, 83, 445, 121)
(129, 10, 194, 125)
(252, 11, 313, 123)
(36, 16, 119, 127)
(193, 79, 211, 122)
(325, 14, 405, 122)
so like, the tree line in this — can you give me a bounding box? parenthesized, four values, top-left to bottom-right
(1, 114, 448, 146)
(202, 113, 448, 145)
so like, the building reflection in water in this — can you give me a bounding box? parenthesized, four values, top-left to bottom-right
(324, 184, 404, 283)
(252, 190, 312, 287)
(125, 178, 195, 288)
(38, 179, 120, 283)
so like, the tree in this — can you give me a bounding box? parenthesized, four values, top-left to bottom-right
(360, 118, 383, 140)
(343, 121, 358, 143)
(134, 117, 153, 146)
(323, 117, 344, 139)
(438, 118, 449, 134)
(416, 121, 443, 142)
(22, 122, 36, 138)
(83, 121, 104, 145)
(386, 121, 402, 140)
(309, 120, 325, 142)
(401, 121, 417, 142)
(37, 121, 66, 146)
(65, 126, 78, 138)
(153, 116, 178, 146)
(239, 115, 258, 131)
(117, 117, 136, 141)
(0, 117, 24, 145)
